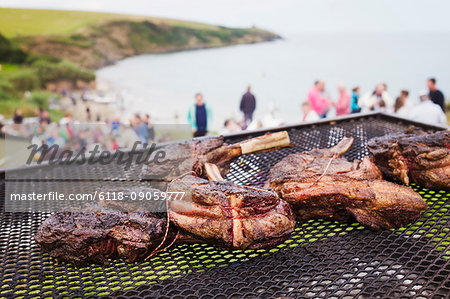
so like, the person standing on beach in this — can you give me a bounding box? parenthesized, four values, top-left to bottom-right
(394, 90, 411, 117)
(132, 114, 149, 145)
(359, 83, 393, 112)
(307, 80, 332, 118)
(300, 102, 319, 122)
(188, 93, 212, 137)
(427, 78, 445, 112)
(86, 106, 91, 121)
(110, 116, 121, 133)
(240, 85, 256, 128)
(336, 84, 351, 116)
(40, 110, 51, 124)
(351, 87, 361, 113)
(409, 90, 446, 125)
(144, 114, 155, 141)
(13, 109, 23, 124)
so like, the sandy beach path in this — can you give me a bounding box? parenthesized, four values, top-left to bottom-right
(60, 97, 119, 123)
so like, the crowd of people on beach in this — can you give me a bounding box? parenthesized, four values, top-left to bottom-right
(186, 77, 447, 138)
(0, 77, 447, 155)
(27, 114, 154, 156)
(300, 78, 446, 124)
(1, 107, 156, 160)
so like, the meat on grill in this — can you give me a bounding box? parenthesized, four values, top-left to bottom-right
(140, 132, 290, 182)
(34, 205, 174, 265)
(35, 178, 296, 264)
(367, 129, 450, 190)
(167, 175, 296, 249)
(268, 137, 428, 230)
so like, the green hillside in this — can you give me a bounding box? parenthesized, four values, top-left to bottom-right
(0, 8, 218, 37)
(0, 8, 279, 69)
(0, 8, 279, 118)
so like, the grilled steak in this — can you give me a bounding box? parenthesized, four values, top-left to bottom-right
(268, 137, 428, 230)
(34, 205, 173, 265)
(140, 132, 290, 181)
(35, 177, 295, 265)
(367, 129, 450, 190)
(167, 175, 296, 249)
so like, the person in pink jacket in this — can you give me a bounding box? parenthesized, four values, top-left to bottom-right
(336, 83, 351, 116)
(307, 80, 332, 118)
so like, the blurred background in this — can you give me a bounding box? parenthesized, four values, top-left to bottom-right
(1, 0, 449, 166)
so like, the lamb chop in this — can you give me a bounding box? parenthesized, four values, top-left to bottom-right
(140, 131, 290, 182)
(267, 137, 428, 230)
(167, 175, 296, 249)
(367, 129, 450, 190)
(34, 204, 175, 265)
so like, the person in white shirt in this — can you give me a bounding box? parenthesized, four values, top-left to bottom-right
(300, 101, 320, 122)
(409, 90, 447, 125)
(220, 119, 241, 134)
(359, 83, 394, 113)
(394, 90, 412, 118)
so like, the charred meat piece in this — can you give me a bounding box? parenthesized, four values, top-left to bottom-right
(140, 132, 290, 181)
(139, 140, 193, 183)
(34, 205, 173, 265)
(367, 129, 450, 190)
(167, 175, 296, 249)
(268, 137, 428, 230)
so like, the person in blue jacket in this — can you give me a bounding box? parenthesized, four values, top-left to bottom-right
(351, 86, 361, 113)
(187, 93, 212, 137)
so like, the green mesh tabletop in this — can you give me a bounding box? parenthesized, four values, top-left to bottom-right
(0, 113, 449, 298)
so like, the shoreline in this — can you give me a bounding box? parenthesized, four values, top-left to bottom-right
(91, 37, 282, 70)
(16, 18, 281, 69)
(93, 38, 285, 126)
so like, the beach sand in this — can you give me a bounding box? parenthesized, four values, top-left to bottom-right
(60, 97, 120, 123)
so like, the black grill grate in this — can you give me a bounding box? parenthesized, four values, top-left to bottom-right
(0, 114, 449, 298)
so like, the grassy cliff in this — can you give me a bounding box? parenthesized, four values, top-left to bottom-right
(0, 8, 280, 69)
(0, 8, 279, 118)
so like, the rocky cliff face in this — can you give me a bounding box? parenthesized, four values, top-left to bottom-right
(18, 20, 280, 69)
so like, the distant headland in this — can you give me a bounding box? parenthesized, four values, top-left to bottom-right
(0, 8, 281, 69)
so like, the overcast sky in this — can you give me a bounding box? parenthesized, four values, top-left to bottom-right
(1, 0, 450, 35)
